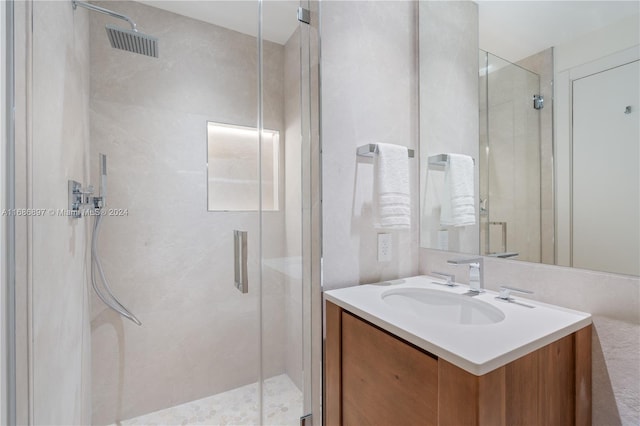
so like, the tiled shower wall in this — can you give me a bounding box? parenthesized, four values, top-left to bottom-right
(88, 2, 299, 423)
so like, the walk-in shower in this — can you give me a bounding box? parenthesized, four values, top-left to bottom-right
(6, 0, 320, 424)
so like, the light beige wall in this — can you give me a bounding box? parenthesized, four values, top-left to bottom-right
(554, 13, 640, 73)
(420, 248, 640, 425)
(321, 0, 419, 290)
(88, 2, 287, 423)
(419, 1, 479, 254)
(28, 1, 92, 424)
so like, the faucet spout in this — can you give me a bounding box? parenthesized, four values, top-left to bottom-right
(447, 257, 484, 293)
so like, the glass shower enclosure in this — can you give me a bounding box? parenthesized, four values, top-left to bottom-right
(4, 0, 319, 424)
(479, 50, 543, 263)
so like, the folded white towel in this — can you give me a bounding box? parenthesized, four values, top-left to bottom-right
(375, 143, 411, 229)
(440, 153, 475, 227)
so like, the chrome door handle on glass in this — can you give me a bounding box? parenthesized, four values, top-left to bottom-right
(234, 230, 248, 294)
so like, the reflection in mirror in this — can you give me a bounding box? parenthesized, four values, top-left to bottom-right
(419, 1, 639, 276)
(206, 122, 280, 211)
(479, 50, 546, 264)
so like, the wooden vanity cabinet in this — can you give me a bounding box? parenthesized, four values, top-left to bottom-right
(325, 301, 592, 426)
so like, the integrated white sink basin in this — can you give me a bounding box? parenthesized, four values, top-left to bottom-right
(382, 288, 505, 325)
(324, 275, 592, 375)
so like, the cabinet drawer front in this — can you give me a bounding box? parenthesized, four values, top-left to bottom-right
(341, 312, 438, 426)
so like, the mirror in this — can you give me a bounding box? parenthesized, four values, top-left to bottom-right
(419, 1, 640, 276)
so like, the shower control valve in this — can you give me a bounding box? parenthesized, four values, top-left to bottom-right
(68, 180, 102, 218)
(92, 196, 104, 209)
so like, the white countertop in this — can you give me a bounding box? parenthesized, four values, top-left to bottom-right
(324, 275, 592, 376)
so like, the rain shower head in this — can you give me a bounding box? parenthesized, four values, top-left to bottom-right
(72, 0, 159, 58)
(106, 25, 158, 58)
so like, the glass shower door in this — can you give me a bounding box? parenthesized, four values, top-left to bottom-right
(260, 1, 316, 423)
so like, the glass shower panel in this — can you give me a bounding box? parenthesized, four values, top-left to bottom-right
(88, 1, 265, 424)
(480, 51, 542, 262)
(259, 1, 313, 424)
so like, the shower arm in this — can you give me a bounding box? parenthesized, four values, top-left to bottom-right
(72, 0, 138, 32)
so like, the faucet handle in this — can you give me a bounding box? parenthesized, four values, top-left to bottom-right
(431, 271, 456, 286)
(497, 285, 533, 301)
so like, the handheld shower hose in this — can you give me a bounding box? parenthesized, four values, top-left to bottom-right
(90, 154, 142, 326)
(91, 213, 142, 326)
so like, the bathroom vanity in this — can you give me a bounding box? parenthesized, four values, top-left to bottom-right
(324, 276, 592, 426)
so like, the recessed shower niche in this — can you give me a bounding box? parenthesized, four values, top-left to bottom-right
(207, 122, 280, 211)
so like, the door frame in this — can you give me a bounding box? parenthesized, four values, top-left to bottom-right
(554, 46, 640, 268)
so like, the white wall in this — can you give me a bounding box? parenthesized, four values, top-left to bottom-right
(321, 0, 419, 290)
(554, 14, 640, 73)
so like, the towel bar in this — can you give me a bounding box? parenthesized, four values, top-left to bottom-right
(428, 153, 475, 170)
(357, 143, 415, 158)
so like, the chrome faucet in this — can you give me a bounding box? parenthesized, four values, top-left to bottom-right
(447, 257, 484, 293)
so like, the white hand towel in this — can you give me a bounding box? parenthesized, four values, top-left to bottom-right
(375, 143, 411, 229)
(440, 153, 475, 227)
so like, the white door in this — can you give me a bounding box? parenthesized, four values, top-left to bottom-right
(572, 60, 640, 275)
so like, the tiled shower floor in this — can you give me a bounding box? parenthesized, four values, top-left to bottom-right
(113, 374, 303, 426)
